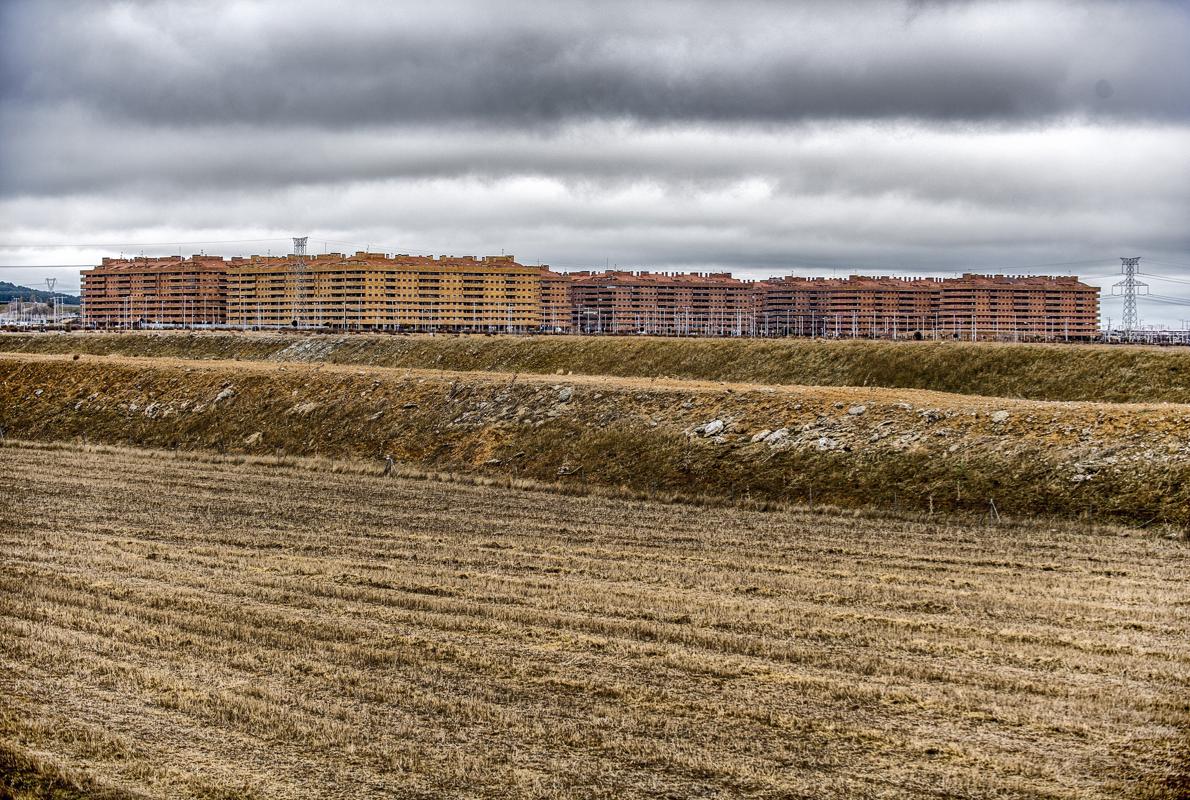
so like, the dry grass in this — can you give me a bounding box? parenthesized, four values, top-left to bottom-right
(4, 352, 1190, 525)
(1, 440, 1187, 799)
(5, 330, 1190, 403)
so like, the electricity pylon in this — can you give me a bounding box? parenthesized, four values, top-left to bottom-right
(1112, 257, 1147, 341)
(293, 236, 308, 328)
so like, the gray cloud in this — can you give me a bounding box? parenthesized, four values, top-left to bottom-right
(2, 0, 1187, 128)
(4, 110, 1189, 216)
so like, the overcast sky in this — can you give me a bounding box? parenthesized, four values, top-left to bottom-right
(2, 0, 1188, 324)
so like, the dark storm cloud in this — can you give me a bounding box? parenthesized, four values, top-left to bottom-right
(2, 0, 1187, 129)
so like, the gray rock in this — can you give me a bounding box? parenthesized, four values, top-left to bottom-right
(764, 428, 790, 444)
(848, 405, 867, 416)
(214, 387, 236, 403)
(991, 410, 1010, 424)
(703, 419, 725, 436)
(558, 386, 574, 403)
(750, 429, 773, 443)
(816, 436, 839, 451)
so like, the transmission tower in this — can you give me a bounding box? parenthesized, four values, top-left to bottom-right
(293, 236, 308, 328)
(1112, 257, 1147, 341)
(45, 277, 56, 324)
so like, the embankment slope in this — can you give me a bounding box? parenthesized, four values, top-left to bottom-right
(3, 352, 1188, 524)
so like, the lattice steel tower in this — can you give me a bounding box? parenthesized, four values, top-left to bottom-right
(1112, 257, 1147, 340)
(293, 236, 308, 328)
(44, 277, 56, 323)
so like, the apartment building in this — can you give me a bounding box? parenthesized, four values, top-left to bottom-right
(80, 255, 228, 327)
(569, 270, 756, 336)
(758, 275, 939, 338)
(936, 274, 1100, 340)
(538, 267, 574, 333)
(760, 273, 1100, 341)
(225, 253, 543, 331)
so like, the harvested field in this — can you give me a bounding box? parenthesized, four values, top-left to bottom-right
(3, 352, 1190, 525)
(1, 440, 1187, 799)
(5, 331, 1190, 404)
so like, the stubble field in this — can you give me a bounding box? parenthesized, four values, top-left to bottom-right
(1, 440, 1187, 798)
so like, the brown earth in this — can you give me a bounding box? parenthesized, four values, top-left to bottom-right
(2, 352, 1189, 525)
(2, 441, 1187, 799)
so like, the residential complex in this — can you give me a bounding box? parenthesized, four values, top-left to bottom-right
(79, 252, 1101, 340)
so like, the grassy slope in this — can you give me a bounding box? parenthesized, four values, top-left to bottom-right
(2, 441, 1187, 799)
(4, 331, 1190, 403)
(4, 353, 1190, 525)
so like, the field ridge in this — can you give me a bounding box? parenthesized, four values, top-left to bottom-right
(5, 331, 1190, 403)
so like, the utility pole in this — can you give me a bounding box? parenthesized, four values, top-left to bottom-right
(1112, 257, 1147, 342)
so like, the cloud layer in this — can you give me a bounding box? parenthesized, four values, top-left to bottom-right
(1, 0, 1188, 322)
(4, 0, 1188, 127)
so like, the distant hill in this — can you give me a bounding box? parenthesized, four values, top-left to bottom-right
(0, 281, 80, 305)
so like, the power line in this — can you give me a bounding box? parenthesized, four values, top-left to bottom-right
(0, 238, 290, 249)
(0, 240, 1124, 274)
(1146, 295, 1190, 306)
(1145, 259, 1190, 271)
(1142, 272, 1190, 286)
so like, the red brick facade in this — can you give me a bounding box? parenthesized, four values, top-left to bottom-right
(81, 256, 227, 327)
